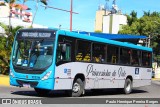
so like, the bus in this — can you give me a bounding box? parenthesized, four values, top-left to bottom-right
(10, 28, 152, 97)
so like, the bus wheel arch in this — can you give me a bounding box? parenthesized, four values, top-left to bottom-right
(124, 75, 133, 94)
(126, 75, 133, 82)
(71, 73, 85, 97)
(74, 74, 85, 84)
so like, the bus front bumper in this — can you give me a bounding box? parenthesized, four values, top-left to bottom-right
(10, 76, 54, 90)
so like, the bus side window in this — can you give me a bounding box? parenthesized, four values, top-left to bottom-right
(131, 50, 140, 66)
(120, 48, 131, 65)
(107, 45, 119, 64)
(76, 53, 83, 61)
(112, 56, 116, 64)
(142, 52, 151, 67)
(76, 40, 91, 62)
(92, 43, 106, 63)
(83, 53, 91, 62)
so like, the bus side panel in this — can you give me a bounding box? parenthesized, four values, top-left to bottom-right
(133, 80, 151, 87)
(54, 62, 152, 90)
(54, 78, 73, 90)
(140, 68, 152, 80)
(54, 62, 92, 90)
(54, 62, 126, 90)
(98, 79, 120, 88)
(54, 65, 73, 90)
(132, 68, 152, 87)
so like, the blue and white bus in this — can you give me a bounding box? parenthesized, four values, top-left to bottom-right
(10, 28, 152, 97)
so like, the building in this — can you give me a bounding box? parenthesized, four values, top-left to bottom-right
(10, 3, 33, 23)
(0, 1, 32, 23)
(103, 14, 127, 34)
(95, 0, 127, 34)
(94, 5, 108, 32)
(0, 1, 47, 35)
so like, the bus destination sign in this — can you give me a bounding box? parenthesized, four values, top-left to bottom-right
(17, 29, 56, 39)
(22, 32, 51, 38)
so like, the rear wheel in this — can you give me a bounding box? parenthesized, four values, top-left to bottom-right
(34, 88, 51, 96)
(124, 78, 132, 94)
(71, 78, 84, 97)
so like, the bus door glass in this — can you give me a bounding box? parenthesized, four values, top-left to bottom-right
(57, 43, 71, 62)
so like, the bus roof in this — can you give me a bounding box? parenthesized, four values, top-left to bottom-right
(57, 30, 152, 52)
(73, 31, 147, 40)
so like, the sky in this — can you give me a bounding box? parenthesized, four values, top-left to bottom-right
(18, 0, 160, 32)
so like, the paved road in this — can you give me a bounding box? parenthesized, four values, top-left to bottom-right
(0, 80, 160, 98)
(0, 81, 160, 107)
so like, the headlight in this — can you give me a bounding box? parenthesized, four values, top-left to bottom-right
(41, 71, 52, 80)
(10, 69, 15, 77)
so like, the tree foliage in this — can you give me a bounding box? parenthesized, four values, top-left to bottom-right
(0, 0, 48, 74)
(0, 23, 23, 74)
(119, 11, 160, 61)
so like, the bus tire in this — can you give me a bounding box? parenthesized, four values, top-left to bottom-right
(123, 78, 132, 94)
(34, 88, 51, 96)
(71, 78, 84, 97)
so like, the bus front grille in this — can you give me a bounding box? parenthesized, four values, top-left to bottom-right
(16, 80, 38, 87)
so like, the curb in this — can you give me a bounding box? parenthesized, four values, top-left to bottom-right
(0, 75, 10, 86)
(152, 78, 160, 81)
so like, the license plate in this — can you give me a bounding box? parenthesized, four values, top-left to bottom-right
(23, 84, 30, 88)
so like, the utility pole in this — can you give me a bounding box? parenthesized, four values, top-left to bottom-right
(70, 0, 73, 31)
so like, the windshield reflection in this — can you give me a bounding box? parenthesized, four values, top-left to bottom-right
(12, 39, 54, 70)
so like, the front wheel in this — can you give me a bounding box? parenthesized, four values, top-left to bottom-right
(34, 88, 51, 96)
(71, 78, 84, 97)
(123, 78, 132, 94)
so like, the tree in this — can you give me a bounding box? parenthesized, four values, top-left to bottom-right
(127, 10, 138, 26)
(143, 11, 151, 17)
(0, 23, 23, 74)
(143, 11, 160, 18)
(1, 0, 48, 29)
(0, 0, 48, 74)
(119, 11, 160, 36)
(2, 0, 18, 36)
(119, 11, 160, 61)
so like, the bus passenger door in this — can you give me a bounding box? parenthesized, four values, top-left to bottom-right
(55, 42, 72, 90)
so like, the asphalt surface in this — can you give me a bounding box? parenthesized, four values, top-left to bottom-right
(0, 80, 160, 98)
(0, 81, 160, 107)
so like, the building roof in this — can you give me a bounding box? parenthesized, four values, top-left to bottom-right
(10, 4, 28, 10)
(74, 31, 147, 40)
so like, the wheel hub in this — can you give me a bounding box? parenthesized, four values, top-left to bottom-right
(73, 83, 80, 93)
(126, 82, 131, 92)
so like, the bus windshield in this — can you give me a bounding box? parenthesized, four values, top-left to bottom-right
(12, 38, 54, 70)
